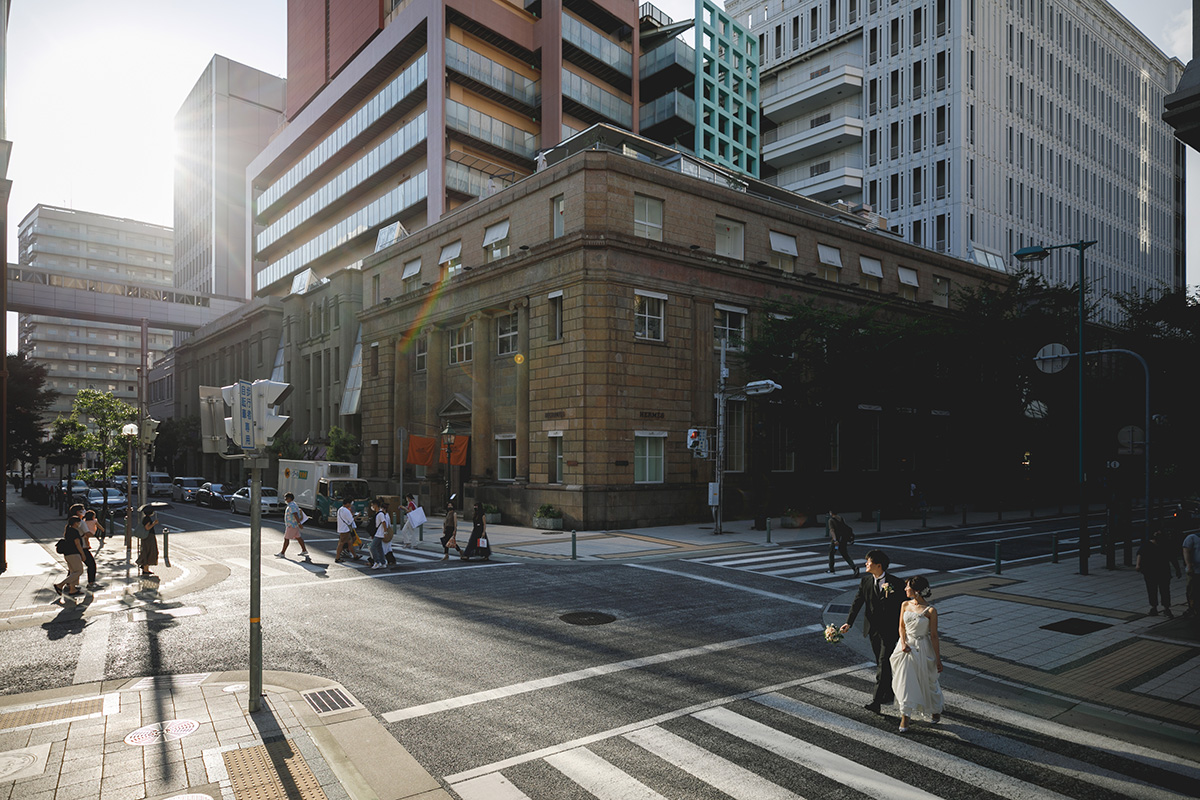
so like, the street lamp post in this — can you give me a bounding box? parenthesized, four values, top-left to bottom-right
(713, 340, 781, 534)
(1014, 240, 1097, 575)
(122, 423, 138, 553)
(441, 422, 455, 508)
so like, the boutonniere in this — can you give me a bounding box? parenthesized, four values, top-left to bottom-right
(880, 583, 895, 597)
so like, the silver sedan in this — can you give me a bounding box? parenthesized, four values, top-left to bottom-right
(229, 486, 283, 515)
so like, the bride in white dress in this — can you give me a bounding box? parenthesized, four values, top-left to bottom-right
(889, 575, 944, 732)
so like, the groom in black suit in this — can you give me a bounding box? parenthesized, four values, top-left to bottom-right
(840, 548, 904, 713)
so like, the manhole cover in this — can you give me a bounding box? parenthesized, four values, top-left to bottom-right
(0, 752, 39, 780)
(1039, 618, 1113, 636)
(124, 719, 200, 746)
(560, 611, 616, 626)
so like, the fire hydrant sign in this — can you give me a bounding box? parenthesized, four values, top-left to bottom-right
(235, 380, 254, 450)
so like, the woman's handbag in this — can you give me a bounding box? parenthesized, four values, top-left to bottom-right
(478, 535, 489, 549)
(55, 538, 70, 554)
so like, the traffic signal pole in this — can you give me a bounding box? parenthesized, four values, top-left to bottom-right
(249, 456, 265, 712)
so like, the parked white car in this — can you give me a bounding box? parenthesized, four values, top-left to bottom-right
(229, 486, 283, 516)
(171, 476, 206, 502)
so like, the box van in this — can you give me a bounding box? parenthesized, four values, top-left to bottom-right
(147, 472, 172, 497)
(172, 476, 206, 502)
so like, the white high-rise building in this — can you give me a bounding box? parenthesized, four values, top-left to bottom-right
(729, 0, 1186, 323)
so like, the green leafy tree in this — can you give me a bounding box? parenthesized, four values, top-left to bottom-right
(60, 390, 137, 513)
(270, 429, 304, 460)
(327, 425, 361, 463)
(5, 352, 57, 476)
(153, 415, 199, 474)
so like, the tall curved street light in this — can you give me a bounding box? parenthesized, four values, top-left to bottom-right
(441, 422, 456, 508)
(1014, 240, 1097, 575)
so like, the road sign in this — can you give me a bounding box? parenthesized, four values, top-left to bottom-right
(1035, 343, 1071, 374)
(226, 380, 254, 450)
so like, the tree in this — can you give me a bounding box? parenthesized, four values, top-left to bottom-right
(60, 390, 137, 515)
(153, 415, 199, 474)
(327, 425, 361, 463)
(5, 352, 57, 475)
(270, 429, 304, 460)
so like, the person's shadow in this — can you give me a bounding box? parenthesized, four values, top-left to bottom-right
(41, 594, 95, 640)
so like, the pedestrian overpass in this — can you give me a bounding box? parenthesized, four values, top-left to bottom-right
(7, 264, 245, 332)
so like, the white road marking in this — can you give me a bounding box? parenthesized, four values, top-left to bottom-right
(544, 748, 668, 800)
(695, 707, 940, 800)
(225, 558, 287, 577)
(382, 625, 821, 722)
(624, 726, 801, 800)
(264, 560, 516, 590)
(628, 564, 823, 606)
(441, 663, 871, 785)
(451, 773, 534, 799)
(73, 613, 111, 685)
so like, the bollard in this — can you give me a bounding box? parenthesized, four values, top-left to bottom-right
(766, 517, 772, 545)
(1052, 533, 1058, 563)
(921, 507, 928, 528)
(418, 523, 423, 542)
(571, 530, 577, 560)
(994, 541, 1002, 574)
(875, 510, 882, 533)
(961, 505, 967, 525)
(1105, 526, 1116, 570)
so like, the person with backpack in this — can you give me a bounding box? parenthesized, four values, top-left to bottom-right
(827, 510, 860, 576)
(53, 517, 87, 598)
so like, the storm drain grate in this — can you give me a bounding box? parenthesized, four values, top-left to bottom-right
(560, 611, 616, 626)
(223, 740, 327, 800)
(300, 688, 357, 716)
(0, 699, 104, 731)
(1040, 618, 1113, 636)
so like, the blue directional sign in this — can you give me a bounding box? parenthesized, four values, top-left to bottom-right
(235, 380, 254, 450)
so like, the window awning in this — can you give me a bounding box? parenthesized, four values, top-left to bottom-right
(482, 220, 510, 247)
(898, 266, 920, 287)
(769, 231, 798, 256)
(859, 256, 883, 278)
(439, 240, 462, 263)
(817, 244, 843, 267)
(401, 258, 421, 279)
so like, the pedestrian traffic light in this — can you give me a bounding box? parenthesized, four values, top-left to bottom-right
(687, 428, 701, 450)
(251, 379, 292, 449)
(221, 382, 252, 449)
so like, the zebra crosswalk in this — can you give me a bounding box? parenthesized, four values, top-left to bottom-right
(444, 667, 1200, 800)
(687, 548, 936, 589)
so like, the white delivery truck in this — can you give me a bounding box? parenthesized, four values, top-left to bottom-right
(278, 460, 371, 525)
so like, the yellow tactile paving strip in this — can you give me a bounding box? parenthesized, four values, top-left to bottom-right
(936, 578, 1200, 729)
(223, 739, 327, 800)
(0, 698, 104, 730)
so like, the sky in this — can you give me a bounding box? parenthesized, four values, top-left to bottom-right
(3, 0, 1195, 351)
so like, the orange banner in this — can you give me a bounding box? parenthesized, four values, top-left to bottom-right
(406, 435, 436, 467)
(437, 435, 470, 466)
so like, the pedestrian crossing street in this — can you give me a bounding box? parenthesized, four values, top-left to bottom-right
(688, 548, 937, 589)
(445, 666, 1199, 800)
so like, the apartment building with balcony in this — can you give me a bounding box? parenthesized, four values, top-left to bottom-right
(730, 0, 1186, 324)
(247, 0, 760, 299)
(16, 205, 175, 418)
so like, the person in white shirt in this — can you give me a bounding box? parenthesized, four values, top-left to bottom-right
(334, 497, 360, 563)
(278, 492, 310, 560)
(400, 493, 418, 549)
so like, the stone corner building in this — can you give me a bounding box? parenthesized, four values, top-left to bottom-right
(359, 127, 1006, 529)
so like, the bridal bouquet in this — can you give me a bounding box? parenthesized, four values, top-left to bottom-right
(824, 624, 844, 644)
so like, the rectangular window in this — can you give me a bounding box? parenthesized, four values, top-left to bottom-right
(548, 290, 564, 341)
(771, 420, 795, 472)
(933, 275, 950, 308)
(483, 220, 510, 262)
(714, 217, 744, 259)
(911, 166, 924, 205)
(549, 433, 563, 483)
(817, 244, 842, 282)
(634, 194, 664, 240)
(402, 257, 421, 293)
(496, 436, 516, 481)
(635, 292, 665, 341)
(633, 433, 666, 483)
(551, 195, 565, 238)
(497, 312, 518, 355)
(448, 323, 473, 365)
(911, 113, 923, 153)
(769, 231, 797, 273)
(415, 336, 427, 372)
(440, 240, 463, 275)
(898, 266, 919, 301)
(714, 304, 747, 351)
(859, 256, 883, 292)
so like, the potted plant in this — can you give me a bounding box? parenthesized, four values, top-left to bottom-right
(483, 503, 501, 525)
(780, 509, 806, 528)
(534, 503, 563, 530)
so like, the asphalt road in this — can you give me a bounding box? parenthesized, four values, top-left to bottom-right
(5, 501, 1194, 799)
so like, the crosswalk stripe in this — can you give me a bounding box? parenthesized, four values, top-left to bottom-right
(544, 748, 668, 800)
(226, 558, 287, 577)
(451, 773, 534, 800)
(692, 549, 939, 589)
(804, 676, 1200, 798)
(694, 707, 941, 800)
(751, 692, 1073, 800)
(624, 726, 802, 800)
